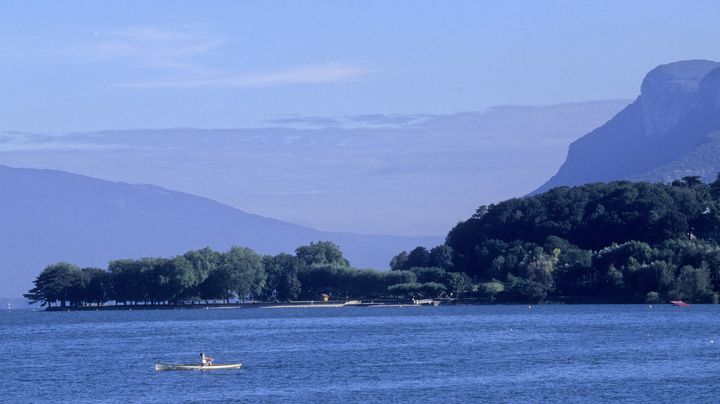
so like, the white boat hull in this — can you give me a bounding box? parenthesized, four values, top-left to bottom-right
(155, 363, 242, 371)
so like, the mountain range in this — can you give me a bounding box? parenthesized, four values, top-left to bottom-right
(0, 101, 627, 236)
(0, 165, 440, 297)
(536, 59, 720, 193)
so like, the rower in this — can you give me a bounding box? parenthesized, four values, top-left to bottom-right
(200, 353, 214, 366)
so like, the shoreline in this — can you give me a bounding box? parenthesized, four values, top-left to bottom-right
(36, 298, 696, 311)
(43, 299, 442, 312)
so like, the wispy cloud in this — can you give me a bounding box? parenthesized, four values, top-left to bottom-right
(266, 116, 343, 127)
(119, 63, 369, 88)
(265, 112, 429, 129)
(346, 114, 427, 126)
(35, 26, 370, 89)
(0, 132, 126, 152)
(249, 190, 333, 196)
(78, 27, 222, 71)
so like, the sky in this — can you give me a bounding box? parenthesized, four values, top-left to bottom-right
(2, 0, 720, 133)
(1, 1, 720, 236)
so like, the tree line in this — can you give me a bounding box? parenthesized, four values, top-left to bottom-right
(28, 176, 720, 307)
(399, 175, 720, 303)
(24, 241, 468, 308)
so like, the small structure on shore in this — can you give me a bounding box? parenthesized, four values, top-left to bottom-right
(412, 298, 440, 306)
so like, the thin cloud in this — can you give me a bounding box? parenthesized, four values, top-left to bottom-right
(88, 27, 222, 70)
(0, 132, 126, 152)
(346, 114, 427, 126)
(119, 63, 369, 88)
(13, 26, 372, 89)
(266, 116, 343, 127)
(2, 26, 220, 70)
(263, 112, 430, 129)
(250, 190, 333, 196)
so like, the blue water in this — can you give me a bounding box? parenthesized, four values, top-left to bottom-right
(2, 305, 719, 403)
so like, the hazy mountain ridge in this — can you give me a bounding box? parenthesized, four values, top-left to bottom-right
(0, 165, 441, 297)
(0, 101, 628, 236)
(536, 60, 720, 193)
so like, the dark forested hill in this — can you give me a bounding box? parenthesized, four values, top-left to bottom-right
(535, 60, 720, 193)
(438, 177, 720, 303)
(0, 165, 440, 297)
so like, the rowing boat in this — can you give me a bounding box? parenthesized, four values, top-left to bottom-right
(155, 363, 242, 371)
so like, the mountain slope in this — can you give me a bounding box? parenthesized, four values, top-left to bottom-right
(535, 60, 720, 193)
(0, 165, 441, 297)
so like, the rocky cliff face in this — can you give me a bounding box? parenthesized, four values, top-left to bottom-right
(535, 60, 720, 193)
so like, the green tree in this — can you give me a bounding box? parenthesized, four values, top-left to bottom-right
(645, 291, 661, 304)
(277, 271, 302, 301)
(383, 270, 417, 287)
(652, 260, 677, 297)
(441, 271, 472, 298)
(710, 173, 720, 201)
(429, 245, 454, 269)
(410, 266, 446, 283)
(65, 268, 90, 307)
(500, 275, 549, 303)
(108, 259, 151, 304)
(24, 262, 80, 307)
(263, 253, 303, 301)
(551, 240, 593, 297)
(672, 265, 713, 302)
(406, 246, 430, 268)
(183, 247, 223, 293)
(198, 266, 236, 303)
(601, 265, 625, 294)
(296, 241, 350, 267)
(477, 281, 504, 302)
(386, 282, 422, 298)
(389, 251, 409, 270)
(222, 246, 266, 302)
(297, 264, 352, 299)
(150, 256, 198, 303)
(82, 267, 110, 306)
(419, 282, 446, 298)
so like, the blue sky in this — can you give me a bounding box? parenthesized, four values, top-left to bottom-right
(2, 0, 720, 133)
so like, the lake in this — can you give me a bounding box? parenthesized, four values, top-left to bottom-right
(2, 305, 719, 403)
